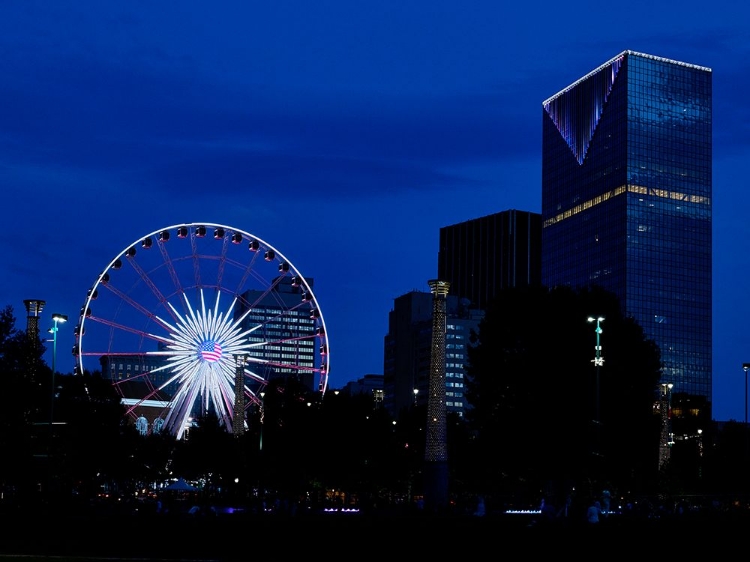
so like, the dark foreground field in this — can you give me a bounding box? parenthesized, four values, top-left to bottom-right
(0, 506, 743, 561)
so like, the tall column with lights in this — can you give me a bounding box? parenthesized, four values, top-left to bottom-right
(23, 299, 46, 341)
(23, 300, 46, 398)
(424, 279, 450, 512)
(233, 354, 246, 437)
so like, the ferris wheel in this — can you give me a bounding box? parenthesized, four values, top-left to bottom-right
(73, 222, 330, 439)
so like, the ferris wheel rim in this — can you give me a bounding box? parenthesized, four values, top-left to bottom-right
(73, 221, 330, 438)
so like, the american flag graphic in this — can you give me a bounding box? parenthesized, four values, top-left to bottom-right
(200, 340, 222, 362)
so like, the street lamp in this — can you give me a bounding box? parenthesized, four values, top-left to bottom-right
(587, 316, 604, 424)
(667, 383, 674, 446)
(663, 383, 674, 442)
(49, 313, 68, 427)
(413, 388, 419, 406)
(657, 382, 674, 469)
(259, 391, 265, 452)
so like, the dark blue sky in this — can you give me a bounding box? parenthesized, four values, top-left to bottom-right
(2, 1, 748, 421)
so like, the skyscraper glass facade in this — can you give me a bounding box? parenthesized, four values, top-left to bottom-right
(541, 51, 712, 407)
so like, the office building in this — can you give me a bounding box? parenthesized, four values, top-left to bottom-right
(239, 276, 319, 391)
(383, 289, 483, 417)
(541, 51, 712, 408)
(438, 209, 541, 310)
(343, 373, 384, 403)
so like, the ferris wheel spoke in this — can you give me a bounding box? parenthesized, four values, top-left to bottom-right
(96, 279, 175, 326)
(244, 369, 266, 383)
(215, 229, 232, 289)
(84, 314, 162, 339)
(156, 232, 184, 295)
(124, 253, 175, 322)
(234, 247, 263, 295)
(189, 230, 202, 289)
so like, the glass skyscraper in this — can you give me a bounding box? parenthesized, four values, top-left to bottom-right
(541, 51, 712, 408)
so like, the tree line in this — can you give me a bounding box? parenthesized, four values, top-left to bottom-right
(0, 285, 746, 515)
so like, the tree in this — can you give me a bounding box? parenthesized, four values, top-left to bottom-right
(701, 420, 748, 499)
(53, 371, 136, 501)
(0, 305, 50, 504)
(170, 409, 236, 494)
(317, 390, 403, 508)
(464, 285, 662, 505)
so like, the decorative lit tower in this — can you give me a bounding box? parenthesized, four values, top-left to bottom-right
(23, 299, 46, 342)
(424, 279, 450, 511)
(233, 354, 246, 437)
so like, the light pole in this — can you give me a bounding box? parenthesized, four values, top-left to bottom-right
(658, 382, 674, 469)
(259, 391, 265, 452)
(587, 315, 604, 472)
(413, 387, 419, 406)
(49, 313, 68, 429)
(666, 383, 674, 446)
(587, 316, 604, 424)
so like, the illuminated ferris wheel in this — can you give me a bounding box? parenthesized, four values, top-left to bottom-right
(73, 222, 330, 439)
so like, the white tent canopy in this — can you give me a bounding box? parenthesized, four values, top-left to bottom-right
(164, 478, 198, 491)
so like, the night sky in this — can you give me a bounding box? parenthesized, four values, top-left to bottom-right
(1, 1, 748, 421)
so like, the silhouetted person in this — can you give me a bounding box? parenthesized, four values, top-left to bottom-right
(587, 500, 602, 525)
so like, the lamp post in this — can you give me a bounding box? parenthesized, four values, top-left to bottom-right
(658, 382, 674, 469)
(587, 315, 604, 472)
(413, 388, 419, 406)
(587, 316, 604, 424)
(49, 313, 68, 428)
(259, 391, 265, 452)
(666, 383, 674, 446)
